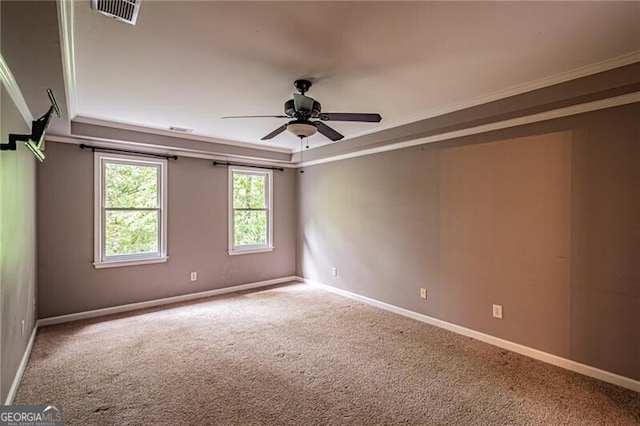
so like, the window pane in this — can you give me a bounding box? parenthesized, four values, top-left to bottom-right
(105, 210, 159, 256)
(105, 163, 158, 208)
(233, 173, 266, 209)
(234, 210, 267, 246)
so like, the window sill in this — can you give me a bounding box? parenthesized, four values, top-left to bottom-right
(93, 256, 169, 269)
(228, 247, 274, 256)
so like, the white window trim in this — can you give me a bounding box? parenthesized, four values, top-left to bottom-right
(94, 152, 168, 268)
(228, 166, 274, 255)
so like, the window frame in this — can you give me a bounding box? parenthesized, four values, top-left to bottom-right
(94, 152, 168, 268)
(228, 166, 274, 255)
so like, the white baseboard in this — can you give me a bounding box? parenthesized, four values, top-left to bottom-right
(296, 277, 640, 393)
(12, 275, 637, 404)
(5, 321, 40, 405)
(39, 276, 298, 327)
(6, 276, 296, 404)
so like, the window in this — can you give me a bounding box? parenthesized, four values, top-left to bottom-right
(229, 167, 273, 255)
(94, 153, 167, 268)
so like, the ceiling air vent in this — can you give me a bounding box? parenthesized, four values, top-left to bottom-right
(91, 0, 141, 25)
(168, 126, 194, 133)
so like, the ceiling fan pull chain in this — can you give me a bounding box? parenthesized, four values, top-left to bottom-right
(299, 138, 305, 173)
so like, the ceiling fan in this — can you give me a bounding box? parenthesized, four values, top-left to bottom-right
(222, 79, 382, 142)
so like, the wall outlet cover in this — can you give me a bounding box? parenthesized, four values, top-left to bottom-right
(492, 304, 503, 319)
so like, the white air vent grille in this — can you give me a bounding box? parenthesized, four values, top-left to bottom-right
(169, 126, 194, 133)
(91, 0, 140, 25)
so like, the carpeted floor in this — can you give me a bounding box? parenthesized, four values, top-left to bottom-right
(15, 283, 640, 425)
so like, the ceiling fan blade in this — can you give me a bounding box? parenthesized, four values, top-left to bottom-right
(221, 115, 289, 119)
(314, 122, 344, 141)
(319, 113, 382, 122)
(293, 93, 315, 113)
(261, 124, 288, 140)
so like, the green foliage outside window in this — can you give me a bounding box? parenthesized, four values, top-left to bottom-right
(233, 172, 268, 247)
(104, 162, 159, 256)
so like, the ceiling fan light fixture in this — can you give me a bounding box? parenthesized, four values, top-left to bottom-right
(222, 79, 380, 142)
(287, 121, 317, 138)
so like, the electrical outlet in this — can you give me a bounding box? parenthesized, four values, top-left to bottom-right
(190, 272, 197, 282)
(420, 288, 427, 299)
(492, 304, 503, 319)
(331, 267, 337, 278)
(21, 320, 25, 337)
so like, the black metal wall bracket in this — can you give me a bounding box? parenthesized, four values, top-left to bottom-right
(0, 132, 32, 151)
(0, 89, 60, 162)
(0, 130, 47, 162)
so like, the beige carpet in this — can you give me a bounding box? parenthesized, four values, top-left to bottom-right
(15, 283, 640, 425)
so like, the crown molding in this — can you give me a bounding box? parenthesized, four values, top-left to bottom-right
(0, 54, 33, 125)
(298, 92, 640, 168)
(318, 51, 640, 149)
(50, 91, 640, 169)
(73, 116, 293, 154)
(46, 134, 297, 168)
(55, 0, 638, 162)
(57, 0, 76, 120)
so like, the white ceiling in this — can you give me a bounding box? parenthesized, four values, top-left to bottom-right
(72, 1, 640, 152)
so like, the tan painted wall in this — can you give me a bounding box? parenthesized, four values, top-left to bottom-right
(0, 85, 38, 402)
(297, 103, 640, 380)
(37, 142, 297, 318)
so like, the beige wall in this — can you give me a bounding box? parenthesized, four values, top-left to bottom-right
(0, 85, 38, 402)
(37, 142, 296, 318)
(297, 103, 640, 380)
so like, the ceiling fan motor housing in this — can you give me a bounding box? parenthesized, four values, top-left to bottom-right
(285, 99, 321, 118)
